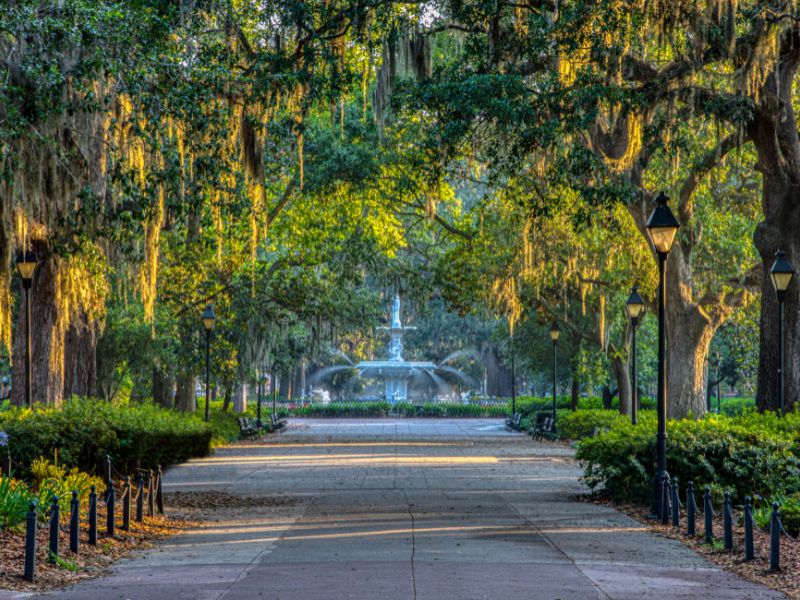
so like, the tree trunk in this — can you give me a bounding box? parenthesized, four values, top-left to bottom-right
(175, 373, 195, 413)
(222, 381, 233, 411)
(482, 345, 513, 397)
(63, 320, 98, 400)
(611, 356, 631, 416)
(570, 373, 579, 411)
(278, 373, 290, 399)
(234, 383, 247, 413)
(12, 251, 66, 407)
(152, 368, 173, 408)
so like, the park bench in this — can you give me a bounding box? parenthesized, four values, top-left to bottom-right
(531, 413, 557, 441)
(270, 412, 287, 432)
(505, 413, 522, 431)
(238, 417, 261, 440)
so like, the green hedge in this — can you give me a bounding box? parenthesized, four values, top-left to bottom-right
(0, 399, 213, 477)
(573, 410, 800, 504)
(509, 395, 656, 416)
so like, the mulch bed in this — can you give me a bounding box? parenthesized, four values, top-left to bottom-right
(587, 497, 800, 599)
(0, 504, 196, 592)
(166, 490, 300, 509)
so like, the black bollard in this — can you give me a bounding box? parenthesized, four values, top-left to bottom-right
(24, 501, 37, 581)
(106, 480, 115, 537)
(686, 481, 696, 536)
(147, 470, 155, 517)
(743, 496, 754, 561)
(661, 476, 670, 525)
(136, 474, 144, 523)
(122, 476, 131, 532)
(723, 491, 733, 551)
(69, 491, 79, 554)
(88, 485, 98, 545)
(156, 466, 164, 515)
(704, 486, 714, 544)
(770, 502, 781, 571)
(49, 496, 60, 562)
(671, 478, 680, 527)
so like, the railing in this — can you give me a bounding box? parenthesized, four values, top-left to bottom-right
(658, 478, 791, 572)
(22, 456, 164, 582)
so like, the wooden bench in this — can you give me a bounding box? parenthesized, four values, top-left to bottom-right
(531, 413, 557, 441)
(270, 412, 287, 432)
(238, 417, 261, 440)
(505, 413, 522, 431)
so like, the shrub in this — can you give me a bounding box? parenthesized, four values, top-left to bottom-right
(0, 476, 33, 530)
(0, 399, 213, 477)
(558, 410, 628, 440)
(575, 412, 800, 504)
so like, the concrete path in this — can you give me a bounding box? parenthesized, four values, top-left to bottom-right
(30, 418, 784, 599)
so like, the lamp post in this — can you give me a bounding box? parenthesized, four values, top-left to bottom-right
(549, 322, 560, 427)
(646, 191, 680, 520)
(16, 251, 38, 408)
(201, 305, 216, 422)
(770, 250, 794, 416)
(626, 286, 645, 425)
(510, 333, 517, 416)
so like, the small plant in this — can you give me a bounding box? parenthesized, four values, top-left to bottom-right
(51, 553, 80, 572)
(0, 475, 33, 530)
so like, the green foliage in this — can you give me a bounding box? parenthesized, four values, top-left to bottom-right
(558, 410, 628, 440)
(286, 402, 391, 418)
(575, 412, 800, 505)
(0, 476, 33, 530)
(30, 457, 104, 521)
(393, 403, 506, 418)
(0, 399, 212, 477)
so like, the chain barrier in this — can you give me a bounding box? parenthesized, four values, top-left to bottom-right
(20, 457, 165, 582)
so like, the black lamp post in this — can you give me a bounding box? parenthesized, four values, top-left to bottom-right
(258, 371, 268, 428)
(510, 332, 517, 416)
(201, 304, 216, 422)
(626, 286, 645, 425)
(16, 251, 38, 408)
(770, 250, 794, 416)
(549, 321, 560, 426)
(646, 191, 680, 521)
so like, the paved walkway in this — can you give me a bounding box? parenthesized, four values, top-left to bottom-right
(32, 419, 784, 599)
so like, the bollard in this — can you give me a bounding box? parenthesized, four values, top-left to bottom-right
(147, 470, 155, 517)
(743, 496, 754, 561)
(106, 479, 115, 537)
(24, 501, 37, 581)
(49, 496, 60, 562)
(122, 476, 131, 532)
(661, 476, 670, 525)
(69, 491, 79, 554)
(136, 474, 144, 523)
(670, 478, 680, 527)
(723, 491, 733, 551)
(704, 486, 714, 544)
(770, 502, 781, 571)
(88, 485, 98, 545)
(686, 481, 696, 536)
(156, 466, 164, 515)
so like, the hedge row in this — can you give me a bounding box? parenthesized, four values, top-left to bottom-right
(0, 399, 213, 477)
(275, 402, 508, 418)
(568, 410, 800, 504)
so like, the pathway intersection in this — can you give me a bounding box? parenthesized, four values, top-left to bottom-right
(34, 419, 784, 599)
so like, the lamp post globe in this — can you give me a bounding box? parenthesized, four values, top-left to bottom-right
(550, 321, 560, 427)
(16, 250, 38, 408)
(770, 250, 794, 416)
(201, 304, 216, 422)
(625, 285, 645, 425)
(645, 191, 679, 522)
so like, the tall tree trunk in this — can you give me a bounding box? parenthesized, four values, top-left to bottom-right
(278, 373, 290, 399)
(175, 373, 195, 413)
(63, 321, 98, 399)
(482, 345, 513, 397)
(611, 355, 631, 416)
(12, 251, 66, 407)
(222, 381, 233, 411)
(152, 368, 173, 408)
(570, 373, 579, 411)
(234, 383, 247, 413)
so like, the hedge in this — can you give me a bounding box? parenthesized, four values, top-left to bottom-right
(572, 410, 800, 504)
(0, 399, 213, 477)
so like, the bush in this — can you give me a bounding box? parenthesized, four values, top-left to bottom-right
(0, 399, 213, 477)
(0, 476, 33, 530)
(575, 412, 800, 504)
(558, 410, 629, 440)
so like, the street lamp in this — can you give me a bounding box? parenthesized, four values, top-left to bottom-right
(770, 249, 794, 416)
(646, 191, 680, 522)
(257, 371, 268, 428)
(201, 304, 216, 422)
(625, 285, 645, 425)
(16, 250, 38, 407)
(510, 332, 517, 417)
(549, 321, 560, 426)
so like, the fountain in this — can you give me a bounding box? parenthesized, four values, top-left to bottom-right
(311, 294, 475, 404)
